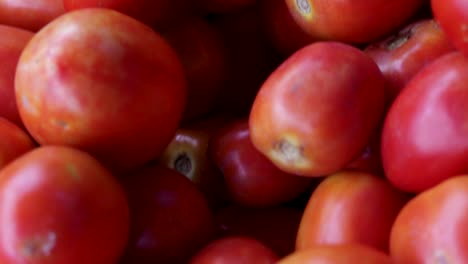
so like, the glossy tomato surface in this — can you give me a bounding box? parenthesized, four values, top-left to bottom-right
(249, 41, 386, 177)
(15, 8, 187, 173)
(0, 117, 36, 169)
(0, 0, 65, 31)
(390, 175, 468, 263)
(0, 145, 130, 264)
(381, 51, 468, 193)
(432, 0, 468, 56)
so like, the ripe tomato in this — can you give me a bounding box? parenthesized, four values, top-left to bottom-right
(278, 244, 393, 264)
(296, 170, 409, 253)
(0, 145, 130, 264)
(249, 41, 386, 177)
(15, 8, 187, 173)
(284, 0, 425, 44)
(0, 117, 36, 169)
(0, 24, 34, 128)
(120, 165, 216, 264)
(0, 0, 65, 31)
(390, 175, 468, 263)
(190, 236, 279, 264)
(381, 51, 468, 193)
(431, 0, 468, 56)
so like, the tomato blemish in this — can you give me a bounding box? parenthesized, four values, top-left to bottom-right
(20, 232, 57, 259)
(270, 137, 309, 171)
(173, 152, 193, 177)
(295, 0, 313, 19)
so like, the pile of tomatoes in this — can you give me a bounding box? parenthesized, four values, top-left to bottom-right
(0, 0, 466, 263)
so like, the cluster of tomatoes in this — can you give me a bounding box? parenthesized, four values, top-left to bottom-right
(0, 0, 466, 263)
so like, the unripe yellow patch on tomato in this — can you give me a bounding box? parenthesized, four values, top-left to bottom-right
(269, 134, 310, 172)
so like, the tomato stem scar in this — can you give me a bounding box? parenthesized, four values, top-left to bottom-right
(174, 153, 192, 176)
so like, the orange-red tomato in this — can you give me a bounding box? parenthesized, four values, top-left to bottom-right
(0, 0, 65, 31)
(390, 175, 468, 263)
(0, 117, 36, 170)
(0, 145, 130, 264)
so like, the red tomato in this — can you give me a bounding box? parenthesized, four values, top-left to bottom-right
(296, 170, 409, 253)
(249, 41, 386, 177)
(0, 24, 34, 128)
(365, 19, 455, 106)
(15, 8, 187, 173)
(190, 236, 279, 264)
(215, 205, 303, 257)
(163, 16, 227, 121)
(209, 118, 313, 207)
(278, 244, 393, 264)
(390, 175, 468, 263)
(0, 117, 36, 169)
(0, 0, 65, 31)
(0, 145, 130, 264)
(431, 0, 468, 56)
(284, 0, 425, 43)
(258, 0, 315, 57)
(120, 165, 216, 264)
(381, 51, 468, 193)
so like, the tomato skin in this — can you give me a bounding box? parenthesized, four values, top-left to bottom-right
(249, 41, 386, 177)
(0, 0, 65, 31)
(0, 117, 36, 169)
(431, 0, 468, 56)
(0, 24, 34, 128)
(284, 0, 425, 44)
(390, 175, 468, 263)
(381, 51, 468, 193)
(296, 170, 409, 253)
(120, 165, 216, 264)
(278, 244, 393, 264)
(365, 19, 455, 106)
(0, 145, 130, 264)
(190, 236, 279, 264)
(209, 119, 314, 207)
(15, 8, 187, 173)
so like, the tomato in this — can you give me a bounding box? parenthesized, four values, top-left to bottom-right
(284, 0, 425, 44)
(381, 51, 468, 193)
(15, 8, 187, 173)
(278, 244, 393, 264)
(431, 0, 468, 56)
(296, 170, 409, 253)
(63, 0, 193, 30)
(0, 0, 65, 31)
(249, 41, 386, 177)
(0, 145, 130, 264)
(120, 165, 216, 264)
(215, 205, 303, 257)
(365, 19, 455, 107)
(190, 236, 279, 264)
(209, 118, 313, 207)
(159, 115, 231, 210)
(390, 175, 468, 263)
(0, 117, 36, 169)
(345, 127, 385, 176)
(0, 24, 34, 128)
(163, 16, 227, 121)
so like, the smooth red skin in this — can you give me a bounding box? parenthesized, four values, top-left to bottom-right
(190, 236, 279, 264)
(0, 25, 34, 128)
(390, 175, 468, 263)
(120, 165, 216, 264)
(209, 119, 314, 207)
(249, 41, 386, 177)
(296, 171, 409, 253)
(0, 0, 64, 32)
(259, 0, 315, 57)
(0, 117, 36, 169)
(15, 8, 187, 173)
(215, 205, 303, 257)
(210, 6, 282, 118)
(195, 0, 256, 14)
(164, 17, 227, 122)
(381, 51, 468, 193)
(0, 145, 130, 264)
(63, 0, 193, 30)
(158, 116, 231, 210)
(285, 0, 425, 44)
(432, 0, 468, 56)
(278, 244, 393, 264)
(365, 19, 456, 106)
